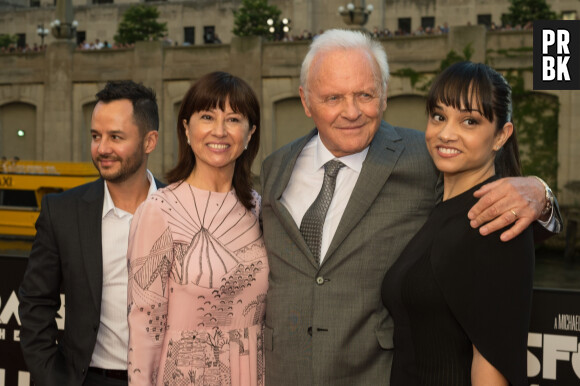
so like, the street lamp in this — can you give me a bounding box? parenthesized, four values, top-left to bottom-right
(50, 19, 78, 39)
(338, 1, 374, 29)
(266, 17, 291, 41)
(37, 24, 49, 45)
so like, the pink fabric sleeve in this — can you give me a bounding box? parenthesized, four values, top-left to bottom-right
(127, 199, 170, 385)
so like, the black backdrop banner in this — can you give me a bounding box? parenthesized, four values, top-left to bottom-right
(1, 255, 579, 385)
(528, 288, 580, 385)
(0, 256, 31, 386)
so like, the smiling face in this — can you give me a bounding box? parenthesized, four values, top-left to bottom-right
(300, 48, 387, 158)
(184, 99, 255, 176)
(425, 101, 512, 192)
(90, 99, 156, 184)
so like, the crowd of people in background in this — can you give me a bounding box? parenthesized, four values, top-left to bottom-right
(0, 20, 540, 54)
(77, 39, 134, 50)
(1, 43, 46, 54)
(260, 20, 536, 41)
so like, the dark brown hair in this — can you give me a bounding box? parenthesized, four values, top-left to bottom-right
(95, 80, 159, 135)
(166, 72, 261, 210)
(426, 61, 522, 177)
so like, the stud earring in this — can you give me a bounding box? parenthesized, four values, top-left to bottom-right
(187, 138, 190, 145)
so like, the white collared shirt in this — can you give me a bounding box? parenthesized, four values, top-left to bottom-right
(281, 134, 559, 264)
(281, 134, 368, 262)
(90, 170, 157, 370)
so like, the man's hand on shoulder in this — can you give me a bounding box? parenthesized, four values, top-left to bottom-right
(468, 176, 546, 242)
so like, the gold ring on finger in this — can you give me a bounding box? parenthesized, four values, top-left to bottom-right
(510, 209, 518, 219)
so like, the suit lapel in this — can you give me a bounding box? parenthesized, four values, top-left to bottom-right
(269, 129, 319, 267)
(324, 122, 405, 264)
(78, 179, 105, 312)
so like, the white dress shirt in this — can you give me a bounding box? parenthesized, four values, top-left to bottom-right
(281, 133, 558, 265)
(90, 170, 157, 370)
(281, 135, 368, 262)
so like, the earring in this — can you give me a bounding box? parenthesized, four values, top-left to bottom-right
(244, 144, 248, 150)
(187, 138, 190, 145)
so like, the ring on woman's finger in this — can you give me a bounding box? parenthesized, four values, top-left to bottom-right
(510, 209, 518, 219)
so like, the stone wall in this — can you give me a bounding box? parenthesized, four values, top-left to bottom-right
(0, 26, 578, 206)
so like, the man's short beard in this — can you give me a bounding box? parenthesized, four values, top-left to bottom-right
(93, 139, 146, 183)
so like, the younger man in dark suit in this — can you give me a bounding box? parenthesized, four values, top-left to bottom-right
(18, 81, 161, 386)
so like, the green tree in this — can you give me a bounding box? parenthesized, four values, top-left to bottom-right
(114, 4, 167, 45)
(502, 0, 557, 26)
(505, 71, 559, 189)
(0, 34, 18, 49)
(232, 0, 281, 40)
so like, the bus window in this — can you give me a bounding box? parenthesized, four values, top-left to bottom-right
(0, 189, 38, 208)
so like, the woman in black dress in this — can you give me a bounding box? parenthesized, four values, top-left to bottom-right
(382, 61, 534, 386)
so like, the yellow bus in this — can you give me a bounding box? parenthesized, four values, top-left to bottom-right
(0, 160, 99, 238)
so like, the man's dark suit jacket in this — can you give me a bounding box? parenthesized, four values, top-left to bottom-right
(18, 177, 164, 386)
(261, 121, 562, 386)
(260, 122, 440, 385)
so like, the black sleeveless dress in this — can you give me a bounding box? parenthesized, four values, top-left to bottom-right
(382, 176, 534, 386)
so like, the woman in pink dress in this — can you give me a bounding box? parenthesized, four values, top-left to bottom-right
(127, 72, 267, 386)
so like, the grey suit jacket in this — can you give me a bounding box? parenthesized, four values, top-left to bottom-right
(18, 177, 164, 386)
(260, 121, 440, 385)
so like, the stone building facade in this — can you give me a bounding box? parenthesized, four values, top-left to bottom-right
(1, 0, 578, 48)
(0, 22, 579, 208)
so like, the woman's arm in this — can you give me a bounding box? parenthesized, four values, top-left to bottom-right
(127, 200, 171, 385)
(472, 344, 508, 386)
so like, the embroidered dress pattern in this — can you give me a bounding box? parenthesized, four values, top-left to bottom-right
(128, 182, 268, 386)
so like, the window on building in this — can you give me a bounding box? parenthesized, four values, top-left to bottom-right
(421, 17, 434, 29)
(77, 31, 86, 46)
(562, 11, 577, 20)
(398, 18, 411, 35)
(477, 14, 492, 28)
(30, 0, 40, 7)
(17, 33, 25, 49)
(203, 26, 215, 44)
(92, 0, 113, 4)
(500, 14, 509, 27)
(184, 27, 195, 45)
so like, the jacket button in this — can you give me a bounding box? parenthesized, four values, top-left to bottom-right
(316, 276, 324, 285)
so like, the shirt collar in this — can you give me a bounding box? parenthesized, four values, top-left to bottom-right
(314, 134, 369, 173)
(102, 169, 157, 219)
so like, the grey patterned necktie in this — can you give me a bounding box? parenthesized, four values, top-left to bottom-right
(300, 159, 345, 264)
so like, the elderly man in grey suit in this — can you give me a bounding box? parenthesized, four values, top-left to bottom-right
(260, 29, 559, 385)
(18, 81, 162, 386)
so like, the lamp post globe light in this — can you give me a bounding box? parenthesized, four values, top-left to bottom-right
(37, 24, 49, 45)
(338, 1, 374, 29)
(50, 19, 79, 40)
(49, 0, 79, 40)
(266, 17, 291, 41)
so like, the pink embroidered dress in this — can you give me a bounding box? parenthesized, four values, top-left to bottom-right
(127, 182, 268, 386)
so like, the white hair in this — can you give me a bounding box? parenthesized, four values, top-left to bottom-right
(300, 29, 389, 104)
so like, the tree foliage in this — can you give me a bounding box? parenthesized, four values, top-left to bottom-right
(232, 0, 282, 39)
(503, 0, 557, 26)
(0, 34, 18, 49)
(114, 5, 167, 45)
(439, 44, 473, 72)
(505, 71, 559, 189)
